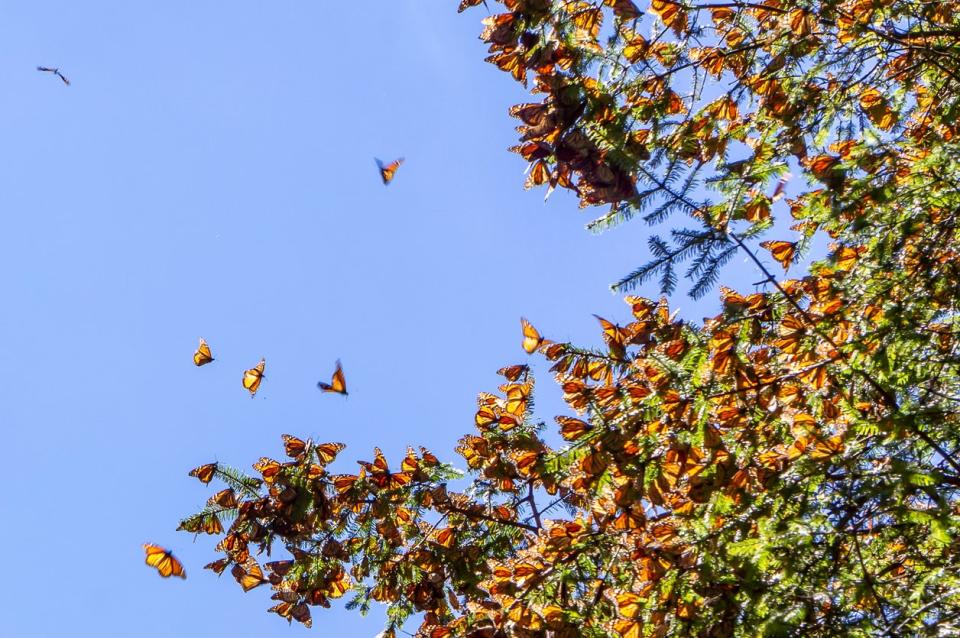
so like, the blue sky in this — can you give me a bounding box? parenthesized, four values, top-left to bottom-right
(0, 3, 780, 636)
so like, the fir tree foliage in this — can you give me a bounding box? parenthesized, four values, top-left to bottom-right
(178, 1, 960, 636)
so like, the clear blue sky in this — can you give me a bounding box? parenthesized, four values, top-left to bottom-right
(0, 3, 775, 636)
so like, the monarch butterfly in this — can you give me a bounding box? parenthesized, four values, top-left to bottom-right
(177, 512, 223, 535)
(216, 532, 251, 564)
(242, 358, 265, 396)
(207, 488, 237, 508)
(433, 527, 456, 548)
(594, 314, 630, 358)
(323, 567, 350, 598)
(556, 415, 592, 441)
(458, 0, 488, 12)
(253, 457, 282, 484)
(193, 338, 214, 366)
(204, 557, 231, 575)
(331, 473, 362, 495)
(269, 602, 312, 627)
(497, 364, 529, 382)
(501, 382, 531, 417)
(282, 434, 309, 459)
(143, 544, 186, 579)
(317, 360, 348, 395)
(520, 317, 548, 354)
(760, 240, 797, 270)
(375, 157, 404, 185)
(188, 462, 217, 484)
(359, 447, 412, 490)
(314, 441, 346, 465)
(232, 559, 266, 592)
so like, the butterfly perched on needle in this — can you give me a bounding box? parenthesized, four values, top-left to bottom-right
(375, 157, 404, 185)
(193, 338, 214, 366)
(317, 360, 348, 395)
(37, 66, 70, 85)
(143, 544, 186, 579)
(243, 358, 266, 397)
(188, 462, 218, 484)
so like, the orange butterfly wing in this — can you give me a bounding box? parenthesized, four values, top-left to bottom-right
(314, 441, 346, 465)
(317, 360, 348, 395)
(376, 157, 404, 185)
(232, 559, 266, 592)
(760, 240, 798, 269)
(193, 338, 214, 366)
(188, 462, 217, 484)
(242, 358, 266, 396)
(520, 317, 548, 354)
(143, 543, 186, 579)
(282, 434, 309, 459)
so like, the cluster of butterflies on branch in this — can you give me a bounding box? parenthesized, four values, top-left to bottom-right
(140, 317, 538, 585)
(142, 343, 350, 579)
(136, 159, 403, 580)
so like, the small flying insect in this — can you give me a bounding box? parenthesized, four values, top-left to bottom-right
(375, 158, 404, 185)
(37, 66, 70, 85)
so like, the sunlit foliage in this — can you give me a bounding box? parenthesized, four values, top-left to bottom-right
(179, 0, 960, 635)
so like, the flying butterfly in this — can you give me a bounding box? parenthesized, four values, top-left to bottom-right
(317, 360, 348, 395)
(193, 337, 214, 366)
(520, 317, 549, 354)
(37, 65, 70, 85)
(376, 157, 404, 185)
(242, 358, 266, 397)
(143, 544, 186, 579)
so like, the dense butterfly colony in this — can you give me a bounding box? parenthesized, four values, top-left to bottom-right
(461, 0, 960, 296)
(167, 0, 960, 635)
(144, 351, 347, 579)
(178, 258, 960, 636)
(144, 159, 382, 575)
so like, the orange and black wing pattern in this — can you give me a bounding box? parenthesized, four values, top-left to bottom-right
(193, 337, 214, 366)
(359, 447, 412, 491)
(521, 317, 550, 354)
(143, 543, 186, 579)
(376, 157, 404, 185)
(242, 358, 266, 396)
(188, 462, 217, 484)
(760, 240, 798, 270)
(317, 360, 348, 395)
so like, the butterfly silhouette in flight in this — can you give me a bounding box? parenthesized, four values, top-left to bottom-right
(37, 66, 70, 85)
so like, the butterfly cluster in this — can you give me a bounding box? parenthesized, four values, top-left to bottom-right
(144, 0, 960, 633)
(171, 267, 891, 637)
(177, 436, 448, 629)
(143, 346, 351, 580)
